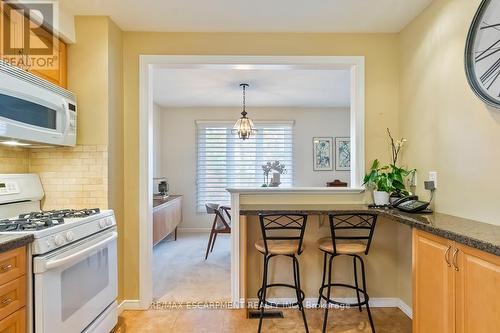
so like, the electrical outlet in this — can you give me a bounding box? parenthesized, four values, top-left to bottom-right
(428, 171, 438, 188)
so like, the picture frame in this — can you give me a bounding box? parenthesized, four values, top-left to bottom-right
(335, 137, 351, 171)
(313, 137, 333, 171)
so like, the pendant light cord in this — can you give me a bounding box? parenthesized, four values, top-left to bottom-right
(240, 83, 248, 117)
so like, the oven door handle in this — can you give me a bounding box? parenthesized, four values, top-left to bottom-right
(37, 232, 117, 272)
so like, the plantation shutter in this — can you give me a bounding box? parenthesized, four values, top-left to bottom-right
(196, 121, 294, 213)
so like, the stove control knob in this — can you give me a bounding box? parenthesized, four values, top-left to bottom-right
(46, 240, 52, 249)
(99, 220, 106, 229)
(66, 231, 74, 242)
(106, 218, 113, 226)
(54, 235, 65, 246)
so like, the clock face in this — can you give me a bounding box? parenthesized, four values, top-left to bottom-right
(465, 0, 500, 108)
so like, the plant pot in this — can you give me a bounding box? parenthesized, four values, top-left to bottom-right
(373, 191, 390, 206)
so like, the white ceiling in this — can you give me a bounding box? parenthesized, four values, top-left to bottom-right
(61, 0, 432, 33)
(152, 68, 350, 108)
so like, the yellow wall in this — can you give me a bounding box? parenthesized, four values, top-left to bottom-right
(68, 16, 125, 300)
(122, 32, 400, 299)
(107, 19, 125, 301)
(399, 0, 500, 226)
(68, 17, 109, 145)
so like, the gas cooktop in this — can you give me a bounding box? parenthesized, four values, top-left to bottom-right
(0, 208, 100, 232)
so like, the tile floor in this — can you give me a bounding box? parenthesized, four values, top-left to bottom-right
(113, 307, 411, 332)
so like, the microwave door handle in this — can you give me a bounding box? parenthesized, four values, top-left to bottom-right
(63, 102, 71, 134)
(40, 232, 117, 272)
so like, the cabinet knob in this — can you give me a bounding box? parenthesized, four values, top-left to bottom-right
(0, 264, 13, 272)
(1, 298, 12, 306)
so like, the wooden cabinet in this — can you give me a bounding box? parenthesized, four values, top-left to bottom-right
(0, 2, 68, 88)
(413, 229, 500, 333)
(0, 247, 26, 333)
(413, 230, 455, 333)
(0, 308, 25, 333)
(455, 244, 500, 333)
(153, 196, 182, 246)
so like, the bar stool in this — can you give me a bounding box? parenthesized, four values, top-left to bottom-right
(317, 213, 378, 333)
(255, 213, 309, 333)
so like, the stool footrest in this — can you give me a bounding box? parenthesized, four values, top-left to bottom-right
(258, 283, 305, 308)
(318, 283, 369, 307)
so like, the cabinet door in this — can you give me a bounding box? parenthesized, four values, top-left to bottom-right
(413, 229, 455, 333)
(455, 244, 500, 333)
(28, 34, 67, 88)
(0, 308, 25, 333)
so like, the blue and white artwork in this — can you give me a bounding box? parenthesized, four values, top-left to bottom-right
(313, 137, 333, 171)
(335, 137, 351, 171)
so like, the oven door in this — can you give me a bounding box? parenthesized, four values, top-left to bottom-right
(33, 228, 117, 333)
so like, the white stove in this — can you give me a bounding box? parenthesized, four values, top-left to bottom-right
(0, 174, 118, 333)
(0, 208, 116, 255)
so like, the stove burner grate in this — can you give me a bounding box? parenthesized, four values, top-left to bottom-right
(0, 217, 64, 231)
(19, 208, 101, 220)
(0, 208, 101, 232)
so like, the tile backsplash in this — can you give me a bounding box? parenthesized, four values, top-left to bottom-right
(29, 145, 108, 210)
(0, 147, 29, 173)
(0, 144, 108, 210)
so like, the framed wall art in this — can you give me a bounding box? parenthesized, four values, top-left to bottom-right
(313, 137, 333, 171)
(335, 137, 351, 171)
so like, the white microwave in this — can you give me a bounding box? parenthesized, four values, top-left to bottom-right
(0, 61, 77, 147)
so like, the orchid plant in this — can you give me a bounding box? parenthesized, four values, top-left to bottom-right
(363, 129, 415, 197)
(262, 161, 286, 187)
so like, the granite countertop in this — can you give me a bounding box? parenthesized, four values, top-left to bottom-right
(239, 204, 500, 256)
(0, 234, 34, 253)
(153, 195, 182, 208)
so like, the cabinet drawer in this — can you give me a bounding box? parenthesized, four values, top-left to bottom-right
(0, 277, 26, 321)
(0, 307, 25, 333)
(0, 248, 26, 286)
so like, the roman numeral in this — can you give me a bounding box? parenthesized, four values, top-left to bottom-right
(481, 23, 500, 30)
(476, 39, 500, 62)
(480, 58, 500, 89)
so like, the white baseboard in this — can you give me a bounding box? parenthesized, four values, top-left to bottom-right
(244, 297, 412, 319)
(117, 300, 142, 314)
(397, 299, 413, 319)
(177, 227, 211, 233)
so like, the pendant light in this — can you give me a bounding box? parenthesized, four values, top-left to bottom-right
(232, 83, 257, 140)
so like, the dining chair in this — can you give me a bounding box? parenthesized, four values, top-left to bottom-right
(204, 203, 231, 260)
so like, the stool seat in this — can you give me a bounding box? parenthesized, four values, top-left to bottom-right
(255, 239, 304, 255)
(317, 237, 366, 254)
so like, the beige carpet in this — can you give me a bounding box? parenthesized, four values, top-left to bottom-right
(153, 232, 231, 302)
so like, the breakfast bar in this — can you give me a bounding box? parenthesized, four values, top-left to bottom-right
(228, 187, 500, 331)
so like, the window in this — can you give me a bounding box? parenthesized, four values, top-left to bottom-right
(196, 121, 293, 212)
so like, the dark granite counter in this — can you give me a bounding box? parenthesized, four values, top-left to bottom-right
(0, 234, 34, 253)
(153, 195, 182, 209)
(239, 204, 500, 256)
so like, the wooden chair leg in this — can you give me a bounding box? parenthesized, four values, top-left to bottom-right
(205, 216, 217, 260)
(205, 230, 214, 260)
(210, 232, 218, 252)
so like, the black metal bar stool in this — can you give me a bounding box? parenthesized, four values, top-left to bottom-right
(256, 213, 309, 333)
(317, 213, 378, 333)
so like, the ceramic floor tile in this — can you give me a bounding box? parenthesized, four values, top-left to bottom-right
(114, 307, 411, 333)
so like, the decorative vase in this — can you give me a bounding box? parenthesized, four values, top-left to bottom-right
(269, 172, 281, 187)
(373, 191, 390, 206)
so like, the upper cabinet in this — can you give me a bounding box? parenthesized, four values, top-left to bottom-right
(1, 2, 68, 88)
(413, 229, 500, 333)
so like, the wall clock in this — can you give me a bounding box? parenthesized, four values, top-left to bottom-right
(465, 0, 500, 108)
